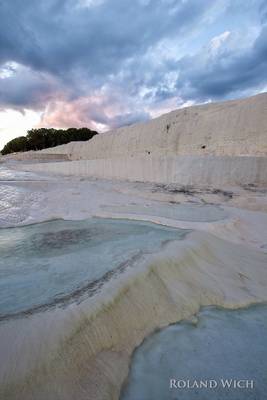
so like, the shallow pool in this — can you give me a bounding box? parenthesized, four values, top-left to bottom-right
(104, 202, 227, 222)
(121, 305, 267, 400)
(0, 218, 188, 319)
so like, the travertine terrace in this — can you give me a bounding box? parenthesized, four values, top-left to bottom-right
(1, 93, 267, 400)
(9, 93, 267, 186)
(38, 92, 267, 158)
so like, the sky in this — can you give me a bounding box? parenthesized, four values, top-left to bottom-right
(0, 0, 267, 150)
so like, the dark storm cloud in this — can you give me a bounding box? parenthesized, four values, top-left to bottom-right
(0, 0, 266, 128)
(0, 0, 210, 78)
(0, 0, 214, 119)
(0, 64, 61, 109)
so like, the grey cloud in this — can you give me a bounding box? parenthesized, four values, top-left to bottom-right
(0, 65, 61, 109)
(0, 0, 212, 115)
(106, 111, 150, 129)
(0, 0, 266, 128)
(88, 107, 150, 129)
(175, 25, 267, 101)
(0, 0, 211, 78)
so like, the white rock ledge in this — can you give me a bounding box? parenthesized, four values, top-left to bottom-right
(20, 155, 267, 186)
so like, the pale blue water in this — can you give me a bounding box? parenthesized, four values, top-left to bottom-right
(104, 203, 227, 222)
(121, 305, 267, 400)
(0, 218, 188, 319)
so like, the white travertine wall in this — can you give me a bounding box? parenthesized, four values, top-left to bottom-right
(7, 93, 267, 186)
(38, 92, 267, 160)
(22, 155, 267, 186)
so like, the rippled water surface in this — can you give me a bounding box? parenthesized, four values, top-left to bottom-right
(0, 218, 188, 318)
(121, 305, 267, 400)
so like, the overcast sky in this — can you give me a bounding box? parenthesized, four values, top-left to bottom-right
(0, 0, 267, 149)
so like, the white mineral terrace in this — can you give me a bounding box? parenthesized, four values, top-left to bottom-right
(4, 92, 267, 187)
(0, 93, 267, 400)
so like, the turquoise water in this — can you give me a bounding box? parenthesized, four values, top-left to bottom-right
(121, 305, 267, 400)
(0, 218, 188, 319)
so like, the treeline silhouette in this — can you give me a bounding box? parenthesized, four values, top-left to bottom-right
(1, 127, 98, 155)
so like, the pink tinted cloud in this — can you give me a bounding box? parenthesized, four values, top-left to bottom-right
(39, 97, 102, 131)
(39, 93, 127, 132)
(38, 90, 151, 132)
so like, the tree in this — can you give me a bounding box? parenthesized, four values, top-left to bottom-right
(1, 127, 98, 155)
(1, 136, 29, 155)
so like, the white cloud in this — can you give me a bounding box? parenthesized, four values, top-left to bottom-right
(0, 109, 41, 150)
(77, 0, 105, 8)
(0, 62, 19, 79)
(210, 31, 231, 52)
